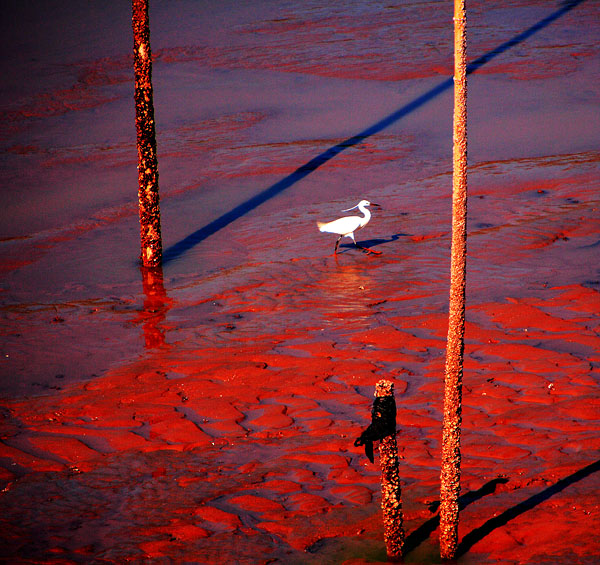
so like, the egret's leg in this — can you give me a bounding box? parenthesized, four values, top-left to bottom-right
(334, 236, 342, 254)
(351, 233, 364, 251)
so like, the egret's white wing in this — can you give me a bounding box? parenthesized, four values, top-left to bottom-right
(317, 216, 361, 235)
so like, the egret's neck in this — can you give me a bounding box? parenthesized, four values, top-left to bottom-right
(356, 204, 370, 228)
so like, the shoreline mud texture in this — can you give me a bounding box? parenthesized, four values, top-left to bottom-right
(1, 1, 599, 563)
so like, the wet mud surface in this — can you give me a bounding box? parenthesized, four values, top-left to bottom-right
(1, 1, 599, 563)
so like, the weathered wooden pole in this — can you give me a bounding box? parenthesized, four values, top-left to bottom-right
(440, 0, 468, 560)
(376, 380, 404, 561)
(132, 0, 162, 267)
(355, 380, 404, 559)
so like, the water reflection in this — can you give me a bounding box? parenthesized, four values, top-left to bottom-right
(321, 260, 375, 327)
(139, 265, 172, 350)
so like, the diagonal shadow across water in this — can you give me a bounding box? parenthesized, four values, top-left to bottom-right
(162, 0, 586, 264)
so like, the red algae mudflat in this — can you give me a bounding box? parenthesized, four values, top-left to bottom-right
(1, 1, 600, 563)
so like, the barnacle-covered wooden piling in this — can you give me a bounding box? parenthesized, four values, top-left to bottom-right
(440, 0, 468, 559)
(132, 0, 162, 267)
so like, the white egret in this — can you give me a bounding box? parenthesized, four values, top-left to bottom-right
(317, 200, 382, 255)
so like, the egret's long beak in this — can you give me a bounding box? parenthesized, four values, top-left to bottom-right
(371, 203, 381, 208)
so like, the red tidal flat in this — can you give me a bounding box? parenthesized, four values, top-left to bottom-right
(1, 0, 600, 563)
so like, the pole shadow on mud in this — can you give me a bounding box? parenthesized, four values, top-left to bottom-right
(402, 477, 509, 556)
(455, 459, 600, 558)
(362, 459, 600, 560)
